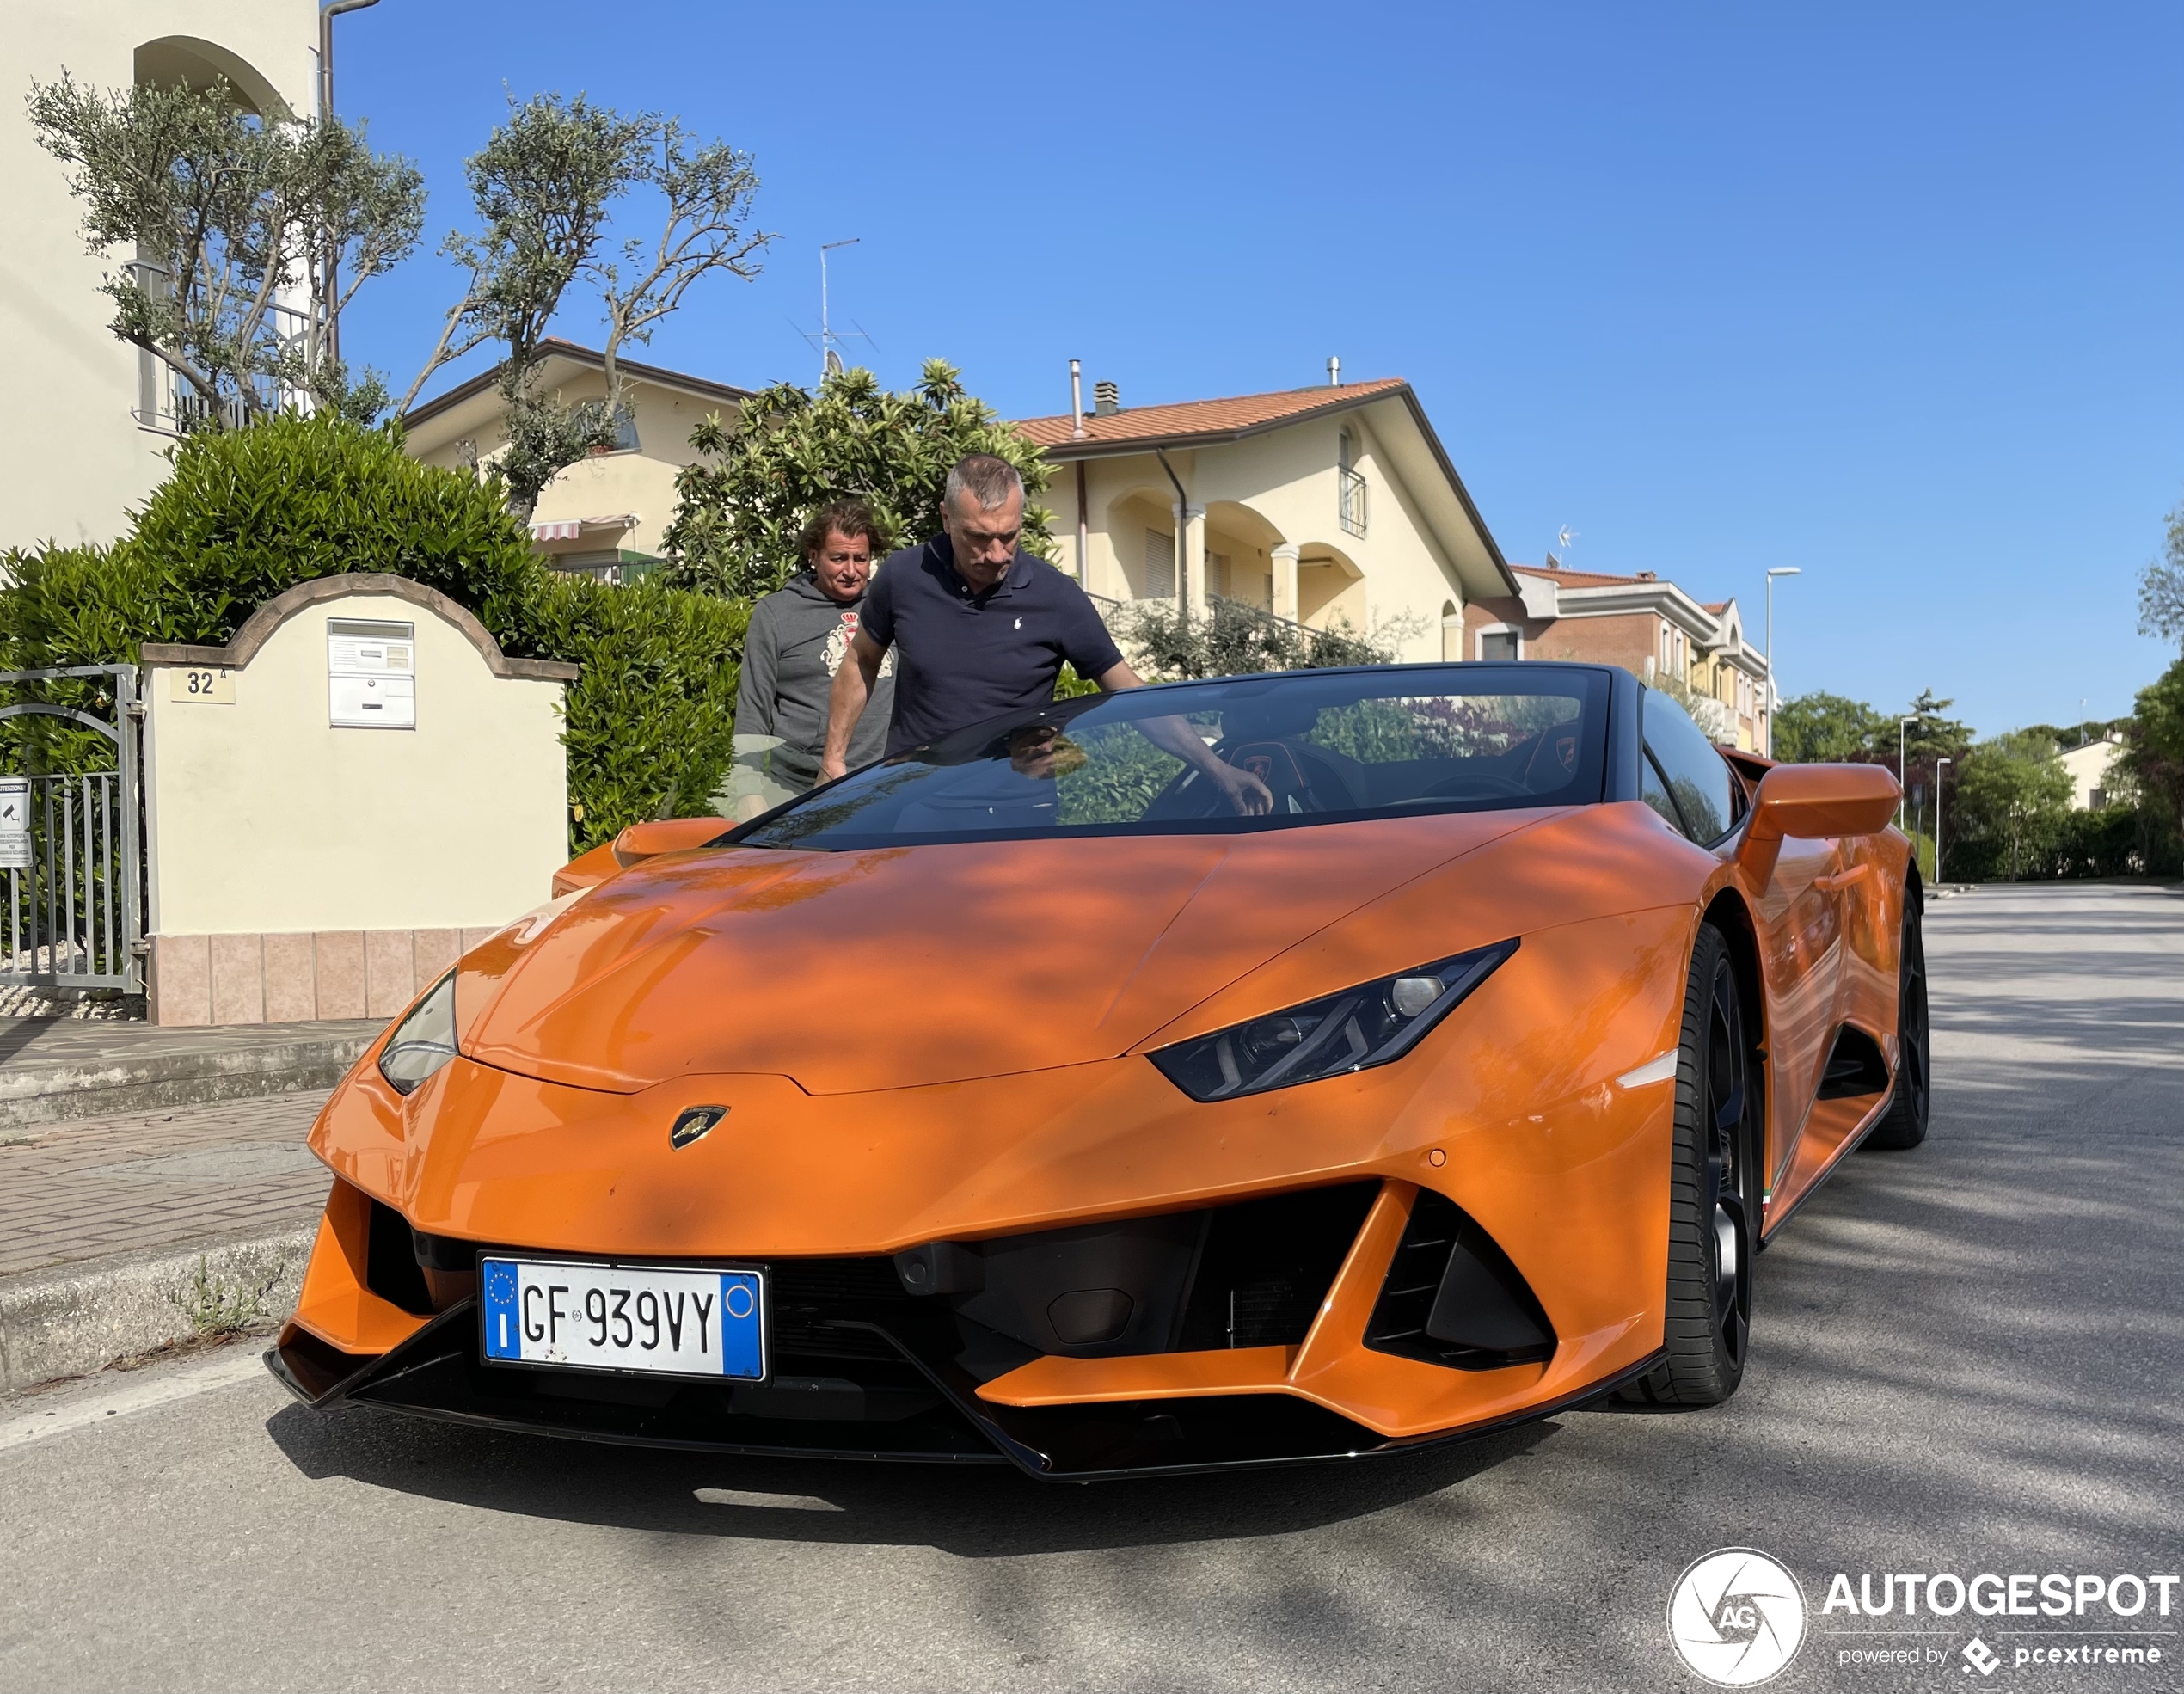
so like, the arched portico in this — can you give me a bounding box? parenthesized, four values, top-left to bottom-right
(135, 36, 289, 117)
(1203, 500, 1285, 610)
(1295, 541, 1366, 632)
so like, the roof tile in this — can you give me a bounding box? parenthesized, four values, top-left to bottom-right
(1015, 379, 1408, 449)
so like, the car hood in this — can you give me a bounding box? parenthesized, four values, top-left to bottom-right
(460, 813, 1546, 1096)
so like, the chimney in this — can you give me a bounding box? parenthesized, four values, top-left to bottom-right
(1094, 379, 1120, 417)
(1637, 571, 1657, 581)
(1069, 359, 1085, 439)
(1328, 355, 1340, 386)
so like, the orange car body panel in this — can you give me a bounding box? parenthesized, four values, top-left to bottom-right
(289, 750, 1911, 1450)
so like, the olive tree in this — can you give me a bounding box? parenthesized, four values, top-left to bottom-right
(28, 72, 425, 427)
(400, 92, 771, 518)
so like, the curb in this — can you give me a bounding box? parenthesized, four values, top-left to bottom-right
(0, 1028, 377, 1130)
(0, 1224, 313, 1395)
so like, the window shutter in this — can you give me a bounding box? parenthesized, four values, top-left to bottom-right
(1144, 529, 1175, 599)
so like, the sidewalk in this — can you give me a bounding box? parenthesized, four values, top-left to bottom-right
(0, 1090, 335, 1393)
(0, 1016, 382, 1128)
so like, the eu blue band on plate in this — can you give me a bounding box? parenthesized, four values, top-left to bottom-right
(717, 1270, 763, 1378)
(482, 1260, 522, 1359)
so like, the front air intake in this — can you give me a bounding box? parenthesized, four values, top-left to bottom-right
(1364, 1189, 1555, 1370)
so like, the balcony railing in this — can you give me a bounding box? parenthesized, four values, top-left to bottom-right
(1339, 468, 1369, 538)
(126, 263, 316, 435)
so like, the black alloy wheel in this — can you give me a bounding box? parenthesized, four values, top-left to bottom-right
(1863, 891, 1930, 1151)
(1623, 923, 1759, 1407)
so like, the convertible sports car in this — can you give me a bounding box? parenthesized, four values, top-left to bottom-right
(269, 660, 1923, 1479)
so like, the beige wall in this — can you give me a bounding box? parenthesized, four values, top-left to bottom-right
(1054, 414, 1471, 663)
(144, 590, 570, 937)
(3, 1, 319, 551)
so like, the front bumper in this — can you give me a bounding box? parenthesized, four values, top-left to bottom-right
(270, 1172, 1666, 1480)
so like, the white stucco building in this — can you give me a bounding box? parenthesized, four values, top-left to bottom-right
(3, 1, 320, 550)
(1015, 377, 1521, 660)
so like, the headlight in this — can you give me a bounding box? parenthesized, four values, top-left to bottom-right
(377, 972, 458, 1096)
(1149, 939, 1518, 1102)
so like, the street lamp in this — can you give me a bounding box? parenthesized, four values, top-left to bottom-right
(1764, 568, 1801, 758)
(1935, 756, 1952, 885)
(1898, 715, 1917, 828)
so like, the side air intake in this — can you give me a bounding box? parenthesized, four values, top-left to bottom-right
(1363, 1189, 1555, 1370)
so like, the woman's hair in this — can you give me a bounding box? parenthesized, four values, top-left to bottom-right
(800, 498, 884, 563)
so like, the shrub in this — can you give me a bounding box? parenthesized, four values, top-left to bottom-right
(659, 360, 1055, 600)
(506, 574, 746, 849)
(1, 414, 745, 848)
(1120, 595, 1391, 681)
(129, 408, 538, 641)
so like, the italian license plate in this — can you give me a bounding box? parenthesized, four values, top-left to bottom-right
(479, 1258, 764, 1381)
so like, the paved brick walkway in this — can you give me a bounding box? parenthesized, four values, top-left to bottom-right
(0, 1092, 331, 1278)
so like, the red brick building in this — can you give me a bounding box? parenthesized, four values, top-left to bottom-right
(1461, 562, 1771, 750)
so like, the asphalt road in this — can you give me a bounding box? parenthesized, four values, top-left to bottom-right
(2, 883, 2178, 1694)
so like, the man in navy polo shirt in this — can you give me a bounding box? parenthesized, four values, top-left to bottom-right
(818, 454, 1271, 813)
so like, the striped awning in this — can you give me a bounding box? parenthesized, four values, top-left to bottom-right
(529, 514, 637, 544)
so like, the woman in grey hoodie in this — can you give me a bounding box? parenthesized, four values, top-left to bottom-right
(727, 500, 898, 819)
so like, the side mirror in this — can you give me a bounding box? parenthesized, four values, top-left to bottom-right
(1737, 764, 1899, 884)
(612, 818, 727, 864)
(549, 817, 728, 898)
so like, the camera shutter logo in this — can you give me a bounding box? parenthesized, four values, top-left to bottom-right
(1667, 1548, 1808, 1686)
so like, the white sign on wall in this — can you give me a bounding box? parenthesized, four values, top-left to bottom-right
(0, 776, 28, 869)
(328, 617, 416, 730)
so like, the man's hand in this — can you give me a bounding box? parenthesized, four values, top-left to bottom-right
(1202, 758, 1274, 815)
(1094, 659, 1273, 815)
(819, 629, 887, 784)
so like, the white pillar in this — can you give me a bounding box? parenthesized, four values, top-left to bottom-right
(1180, 502, 1207, 619)
(1272, 543, 1300, 622)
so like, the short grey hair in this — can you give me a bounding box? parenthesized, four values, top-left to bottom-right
(943, 454, 1025, 516)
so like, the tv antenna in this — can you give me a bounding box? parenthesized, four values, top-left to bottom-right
(800, 238, 875, 379)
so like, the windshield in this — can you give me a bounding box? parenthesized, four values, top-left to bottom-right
(735, 665, 1610, 850)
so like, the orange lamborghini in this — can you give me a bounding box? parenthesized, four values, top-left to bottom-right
(268, 661, 1923, 1478)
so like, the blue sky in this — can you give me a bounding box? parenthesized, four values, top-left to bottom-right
(337, 2, 2184, 736)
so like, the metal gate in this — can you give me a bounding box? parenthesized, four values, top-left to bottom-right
(0, 665, 143, 993)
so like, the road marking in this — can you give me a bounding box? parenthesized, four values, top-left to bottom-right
(694, 1487, 844, 1512)
(0, 1346, 270, 1456)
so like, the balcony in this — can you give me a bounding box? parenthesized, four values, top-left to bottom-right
(127, 262, 316, 435)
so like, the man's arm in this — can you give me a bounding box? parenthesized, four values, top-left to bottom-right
(1095, 659, 1273, 815)
(818, 629, 887, 783)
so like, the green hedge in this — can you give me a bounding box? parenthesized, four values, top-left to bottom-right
(1, 413, 745, 851)
(506, 574, 745, 841)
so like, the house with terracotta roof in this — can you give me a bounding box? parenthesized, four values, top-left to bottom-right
(400, 340, 752, 581)
(1463, 562, 1772, 749)
(1015, 374, 1521, 662)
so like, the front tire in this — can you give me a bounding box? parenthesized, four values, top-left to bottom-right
(1623, 923, 1758, 1408)
(1862, 890, 1929, 1151)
